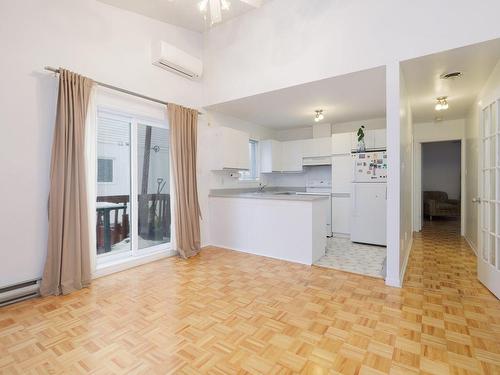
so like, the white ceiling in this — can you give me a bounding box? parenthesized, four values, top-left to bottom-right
(98, 0, 267, 33)
(205, 67, 387, 129)
(402, 39, 500, 123)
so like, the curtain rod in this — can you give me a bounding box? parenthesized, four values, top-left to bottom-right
(44, 66, 202, 115)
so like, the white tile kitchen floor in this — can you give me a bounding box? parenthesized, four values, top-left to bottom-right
(314, 237, 386, 278)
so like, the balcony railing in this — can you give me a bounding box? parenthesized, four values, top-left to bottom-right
(96, 194, 171, 254)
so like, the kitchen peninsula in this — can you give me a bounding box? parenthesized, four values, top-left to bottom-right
(208, 189, 329, 265)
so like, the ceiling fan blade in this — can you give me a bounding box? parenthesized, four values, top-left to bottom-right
(209, 0, 222, 24)
(239, 0, 263, 7)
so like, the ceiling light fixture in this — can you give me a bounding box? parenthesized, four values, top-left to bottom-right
(198, 0, 262, 26)
(314, 109, 324, 122)
(198, 0, 209, 12)
(440, 71, 463, 80)
(435, 96, 449, 111)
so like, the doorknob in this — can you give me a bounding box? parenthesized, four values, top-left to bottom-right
(472, 197, 482, 203)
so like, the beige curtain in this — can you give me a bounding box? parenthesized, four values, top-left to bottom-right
(168, 103, 201, 259)
(40, 69, 94, 296)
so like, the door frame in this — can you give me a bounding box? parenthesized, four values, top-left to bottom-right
(94, 107, 174, 270)
(413, 137, 466, 235)
(477, 99, 500, 298)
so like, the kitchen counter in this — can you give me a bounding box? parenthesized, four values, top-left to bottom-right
(209, 189, 329, 201)
(209, 187, 328, 265)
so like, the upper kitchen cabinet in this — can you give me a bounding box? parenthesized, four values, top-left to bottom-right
(260, 140, 282, 173)
(303, 137, 331, 158)
(281, 140, 304, 172)
(331, 133, 352, 155)
(209, 126, 250, 171)
(372, 128, 387, 149)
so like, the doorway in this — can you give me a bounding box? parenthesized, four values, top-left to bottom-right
(421, 141, 462, 230)
(414, 139, 465, 235)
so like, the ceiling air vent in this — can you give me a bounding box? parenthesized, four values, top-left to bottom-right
(440, 71, 463, 80)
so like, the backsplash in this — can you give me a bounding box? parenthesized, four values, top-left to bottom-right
(264, 165, 331, 187)
(209, 170, 271, 189)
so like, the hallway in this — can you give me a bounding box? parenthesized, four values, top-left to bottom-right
(403, 218, 500, 374)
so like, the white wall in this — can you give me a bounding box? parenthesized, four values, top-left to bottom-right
(274, 127, 313, 141)
(414, 119, 465, 142)
(385, 62, 413, 287)
(384, 62, 401, 287)
(399, 69, 414, 283)
(203, 0, 500, 106)
(0, 0, 203, 288)
(422, 142, 462, 199)
(465, 60, 500, 251)
(332, 118, 386, 134)
(273, 117, 386, 141)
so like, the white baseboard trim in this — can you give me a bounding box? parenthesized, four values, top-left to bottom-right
(399, 236, 413, 286)
(209, 243, 315, 266)
(385, 277, 401, 288)
(464, 235, 478, 256)
(93, 250, 177, 279)
(385, 236, 413, 288)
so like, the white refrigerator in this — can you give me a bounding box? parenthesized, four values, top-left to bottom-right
(351, 151, 387, 246)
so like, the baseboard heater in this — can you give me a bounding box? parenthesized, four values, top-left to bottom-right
(0, 279, 40, 307)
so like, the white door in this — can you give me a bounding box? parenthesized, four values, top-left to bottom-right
(478, 99, 500, 299)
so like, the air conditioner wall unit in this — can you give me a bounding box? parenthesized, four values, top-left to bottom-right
(152, 41, 203, 80)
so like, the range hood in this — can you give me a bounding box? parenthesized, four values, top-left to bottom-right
(302, 156, 332, 166)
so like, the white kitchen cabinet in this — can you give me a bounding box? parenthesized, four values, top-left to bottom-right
(210, 126, 250, 171)
(281, 140, 304, 172)
(260, 139, 282, 173)
(372, 128, 387, 149)
(331, 152, 353, 236)
(303, 137, 331, 158)
(350, 132, 358, 151)
(331, 155, 353, 193)
(331, 133, 352, 155)
(332, 196, 351, 236)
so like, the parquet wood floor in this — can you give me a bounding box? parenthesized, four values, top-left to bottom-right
(1, 220, 499, 374)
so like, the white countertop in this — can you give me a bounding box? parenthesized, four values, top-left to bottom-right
(209, 190, 329, 201)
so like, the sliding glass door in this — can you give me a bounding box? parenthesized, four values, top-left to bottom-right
(96, 110, 170, 261)
(137, 124, 171, 250)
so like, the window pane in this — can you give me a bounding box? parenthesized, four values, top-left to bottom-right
(497, 237, 500, 271)
(490, 103, 497, 135)
(240, 140, 259, 180)
(482, 230, 488, 261)
(137, 124, 171, 250)
(97, 159, 113, 182)
(490, 234, 496, 266)
(96, 116, 131, 255)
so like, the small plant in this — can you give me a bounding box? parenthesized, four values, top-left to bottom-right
(356, 125, 366, 152)
(357, 125, 365, 142)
